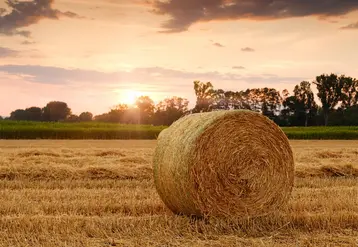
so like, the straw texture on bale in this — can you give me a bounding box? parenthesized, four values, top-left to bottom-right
(153, 110, 294, 218)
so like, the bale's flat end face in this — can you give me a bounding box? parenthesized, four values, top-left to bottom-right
(153, 110, 295, 218)
(190, 110, 294, 217)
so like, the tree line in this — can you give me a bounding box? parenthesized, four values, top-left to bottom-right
(4, 97, 189, 126)
(3, 73, 358, 126)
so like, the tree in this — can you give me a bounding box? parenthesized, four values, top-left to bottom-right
(229, 90, 252, 110)
(66, 114, 80, 122)
(9, 107, 42, 121)
(342, 105, 358, 125)
(282, 82, 318, 126)
(112, 104, 141, 124)
(25, 107, 42, 121)
(192, 81, 215, 113)
(211, 89, 254, 111)
(135, 96, 155, 124)
(340, 76, 358, 110)
(79, 112, 93, 122)
(109, 104, 130, 123)
(243, 88, 282, 119)
(211, 89, 230, 110)
(294, 81, 317, 126)
(93, 104, 140, 124)
(97, 104, 128, 123)
(0, 116, 2, 120)
(154, 96, 189, 125)
(313, 74, 343, 126)
(42, 101, 71, 122)
(259, 88, 282, 119)
(94, 113, 110, 122)
(10, 109, 27, 121)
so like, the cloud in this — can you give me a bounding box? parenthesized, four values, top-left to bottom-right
(213, 42, 225, 47)
(232, 66, 245, 70)
(0, 47, 19, 57)
(0, 64, 304, 87)
(151, 0, 358, 32)
(209, 39, 224, 47)
(0, 65, 118, 84)
(241, 47, 255, 52)
(0, 47, 46, 59)
(131, 66, 239, 81)
(0, 64, 225, 85)
(340, 21, 358, 29)
(0, 0, 82, 37)
(21, 40, 36, 45)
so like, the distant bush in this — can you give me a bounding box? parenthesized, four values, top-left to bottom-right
(282, 126, 358, 140)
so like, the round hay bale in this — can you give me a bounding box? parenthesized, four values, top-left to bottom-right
(153, 110, 294, 218)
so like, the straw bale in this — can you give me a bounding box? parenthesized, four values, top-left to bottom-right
(153, 110, 294, 217)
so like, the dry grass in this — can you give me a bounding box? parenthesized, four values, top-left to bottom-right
(0, 140, 357, 246)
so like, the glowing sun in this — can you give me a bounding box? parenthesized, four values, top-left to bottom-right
(120, 90, 141, 105)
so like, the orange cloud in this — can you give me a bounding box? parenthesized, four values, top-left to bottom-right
(150, 0, 358, 33)
(340, 21, 358, 29)
(0, 0, 82, 37)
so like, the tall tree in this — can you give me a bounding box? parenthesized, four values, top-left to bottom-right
(293, 81, 317, 126)
(79, 112, 93, 122)
(192, 81, 215, 113)
(340, 76, 358, 109)
(313, 74, 343, 126)
(42, 101, 71, 122)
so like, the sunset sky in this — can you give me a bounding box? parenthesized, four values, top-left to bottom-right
(1, 0, 358, 116)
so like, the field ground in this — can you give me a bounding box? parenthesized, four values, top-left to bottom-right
(0, 140, 357, 246)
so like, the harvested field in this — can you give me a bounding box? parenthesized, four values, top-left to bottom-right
(0, 140, 357, 246)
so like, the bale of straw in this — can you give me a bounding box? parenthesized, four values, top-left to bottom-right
(153, 110, 294, 218)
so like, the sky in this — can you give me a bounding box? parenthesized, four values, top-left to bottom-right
(1, 0, 358, 116)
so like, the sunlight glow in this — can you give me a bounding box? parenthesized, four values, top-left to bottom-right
(119, 90, 142, 105)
